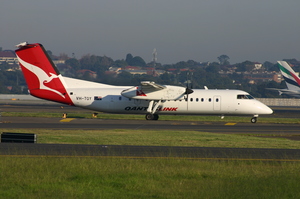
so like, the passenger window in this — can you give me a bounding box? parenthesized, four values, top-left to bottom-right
(196, 98, 199, 102)
(216, 98, 219, 102)
(190, 98, 193, 102)
(201, 98, 204, 102)
(209, 98, 211, 102)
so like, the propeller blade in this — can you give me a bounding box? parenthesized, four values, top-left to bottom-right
(185, 88, 193, 95)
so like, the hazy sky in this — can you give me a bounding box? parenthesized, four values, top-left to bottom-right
(1, 0, 300, 64)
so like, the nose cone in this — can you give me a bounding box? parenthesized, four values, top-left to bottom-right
(257, 102, 273, 115)
(264, 106, 273, 114)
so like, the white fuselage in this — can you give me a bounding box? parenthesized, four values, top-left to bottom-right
(14, 42, 273, 121)
(64, 77, 272, 116)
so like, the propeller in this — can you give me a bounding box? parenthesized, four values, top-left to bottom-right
(184, 72, 194, 103)
(185, 87, 193, 95)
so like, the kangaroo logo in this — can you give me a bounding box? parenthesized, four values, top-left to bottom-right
(136, 87, 147, 96)
(17, 56, 66, 98)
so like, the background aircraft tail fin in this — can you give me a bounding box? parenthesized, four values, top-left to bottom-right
(15, 42, 73, 105)
(277, 61, 300, 91)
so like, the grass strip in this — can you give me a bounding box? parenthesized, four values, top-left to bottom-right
(1, 157, 300, 198)
(2, 113, 300, 198)
(1, 129, 299, 149)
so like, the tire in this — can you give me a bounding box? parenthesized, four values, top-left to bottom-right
(153, 114, 159, 120)
(145, 113, 154, 120)
(251, 117, 257, 123)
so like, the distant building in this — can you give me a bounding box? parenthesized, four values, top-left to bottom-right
(253, 62, 263, 70)
(109, 66, 122, 73)
(244, 72, 281, 84)
(118, 65, 165, 76)
(0, 50, 18, 65)
(0, 50, 65, 66)
(53, 60, 65, 65)
(125, 66, 141, 70)
(77, 69, 97, 79)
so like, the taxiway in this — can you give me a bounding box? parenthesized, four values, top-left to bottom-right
(1, 101, 300, 160)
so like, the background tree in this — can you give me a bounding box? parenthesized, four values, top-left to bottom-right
(130, 56, 146, 67)
(125, 53, 133, 65)
(47, 50, 54, 59)
(79, 54, 113, 78)
(263, 61, 278, 72)
(58, 53, 69, 60)
(125, 54, 146, 66)
(65, 58, 81, 71)
(114, 59, 128, 68)
(205, 62, 220, 73)
(218, 55, 230, 65)
(236, 61, 254, 72)
(113, 71, 133, 85)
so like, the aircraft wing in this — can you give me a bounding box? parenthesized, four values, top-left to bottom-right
(140, 81, 166, 92)
(121, 81, 191, 100)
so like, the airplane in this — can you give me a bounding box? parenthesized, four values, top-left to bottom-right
(267, 61, 300, 98)
(15, 42, 273, 123)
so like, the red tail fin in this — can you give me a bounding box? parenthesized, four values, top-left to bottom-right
(15, 43, 73, 105)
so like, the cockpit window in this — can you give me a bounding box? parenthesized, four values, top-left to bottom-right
(246, 95, 254, 99)
(237, 94, 254, 99)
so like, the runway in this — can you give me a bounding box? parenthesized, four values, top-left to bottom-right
(1, 116, 300, 136)
(1, 143, 300, 161)
(1, 101, 300, 161)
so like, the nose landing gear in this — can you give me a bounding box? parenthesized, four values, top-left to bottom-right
(251, 115, 258, 123)
(251, 117, 257, 123)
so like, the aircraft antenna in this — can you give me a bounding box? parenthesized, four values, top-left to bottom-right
(152, 48, 157, 76)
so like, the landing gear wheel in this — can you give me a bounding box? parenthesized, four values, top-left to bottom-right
(153, 114, 159, 120)
(145, 113, 154, 120)
(251, 117, 257, 123)
(145, 113, 159, 120)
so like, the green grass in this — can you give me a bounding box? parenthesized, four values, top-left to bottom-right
(1, 157, 300, 198)
(2, 112, 300, 198)
(1, 128, 300, 149)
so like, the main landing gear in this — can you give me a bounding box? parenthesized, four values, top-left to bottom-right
(145, 100, 161, 120)
(145, 113, 159, 120)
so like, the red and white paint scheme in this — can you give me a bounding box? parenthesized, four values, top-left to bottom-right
(15, 42, 273, 123)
